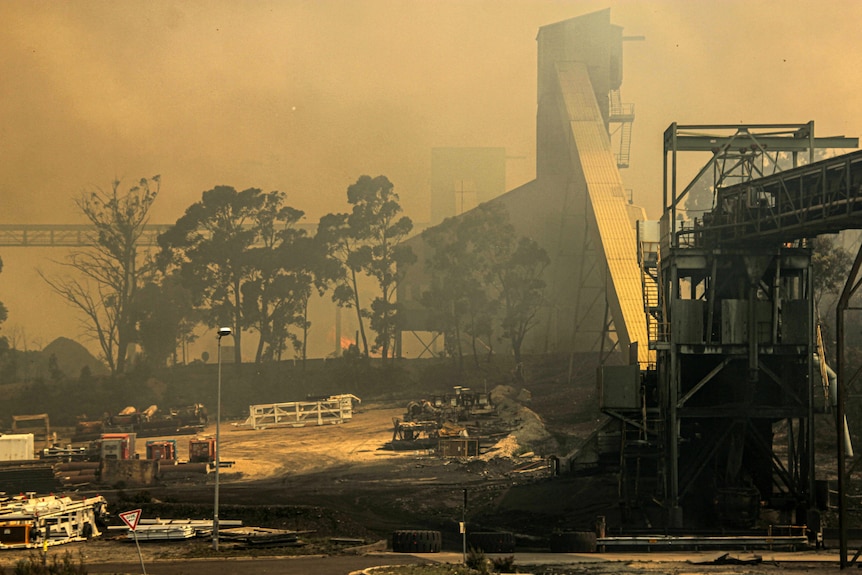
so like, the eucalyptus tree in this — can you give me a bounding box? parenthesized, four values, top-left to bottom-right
(318, 175, 415, 361)
(315, 212, 369, 356)
(421, 201, 548, 374)
(490, 236, 549, 372)
(811, 235, 853, 310)
(135, 271, 197, 367)
(421, 217, 469, 363)
(347, 175, 415, 361)
(422, 208, 498, 367)
(241, 197, 316, 363)
(41, 176, 159, 375)
(158, 186, 263, 364)
(160, 187, 317, 365)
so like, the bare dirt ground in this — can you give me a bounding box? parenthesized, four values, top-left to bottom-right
(148, 395, 544, 539)
(0, 397, 536, 569)
(0, 383, 586, 572)
(0, 380, 855, 574)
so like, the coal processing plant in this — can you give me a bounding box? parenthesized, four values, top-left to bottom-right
(0, 5, 861, 561)
(395, 9, 862, 551)
(607, 124, 860, 532)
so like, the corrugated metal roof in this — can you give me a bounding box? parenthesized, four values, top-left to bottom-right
(556, 61, 649, 364)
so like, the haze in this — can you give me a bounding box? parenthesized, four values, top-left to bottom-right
(2, 0, 860, 359)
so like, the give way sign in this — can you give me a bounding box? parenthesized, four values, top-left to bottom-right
(119, 509, 142, 531)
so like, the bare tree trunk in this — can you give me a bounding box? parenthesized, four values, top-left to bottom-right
(233, 278, 242, 365)
(350, 268, 369, 356)
(301, 296, 309, 370)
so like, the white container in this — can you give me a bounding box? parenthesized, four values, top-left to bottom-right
(0, 434, 35, 461)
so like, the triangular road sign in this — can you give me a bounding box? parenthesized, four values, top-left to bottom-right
(119, 508, 142, 531)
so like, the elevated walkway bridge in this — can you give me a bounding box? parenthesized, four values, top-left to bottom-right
(692, 148, 862, 247)
(0, 224, 170, 247)
(0, 222, 321, 248)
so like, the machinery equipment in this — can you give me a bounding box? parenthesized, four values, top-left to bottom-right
(0, 493, 107, 549)
(602, 123, 862, 529)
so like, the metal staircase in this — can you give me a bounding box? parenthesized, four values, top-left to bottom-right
(608, 89, 635, 169)
(617, 121, 633, 168)
(637, 226, 663, 368)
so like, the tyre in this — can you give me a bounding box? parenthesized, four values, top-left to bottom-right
(392, 530, 442, 553)
(549, 530, 597, 553)
(467, 531, 515, 553)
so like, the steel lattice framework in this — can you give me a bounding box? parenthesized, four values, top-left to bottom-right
(612, 122, 861, 531)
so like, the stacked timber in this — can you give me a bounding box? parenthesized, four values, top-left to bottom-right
(55, 461, 100, 487)
(0, 460, 59, 494)
(219, 526, 304, 548)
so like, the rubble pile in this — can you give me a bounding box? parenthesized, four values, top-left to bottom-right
(72, 404, 208, 442)
(386, 384, 558, 461)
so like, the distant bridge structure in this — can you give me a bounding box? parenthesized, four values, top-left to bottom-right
(0, 223, 320, 248)
(0, 224, 170, 247)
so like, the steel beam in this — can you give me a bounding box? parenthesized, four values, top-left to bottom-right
(667, 135, 858, 153)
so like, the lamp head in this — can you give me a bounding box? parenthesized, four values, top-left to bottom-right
(217, 327, 233, 338)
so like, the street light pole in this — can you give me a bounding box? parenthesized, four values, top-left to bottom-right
(213, 327, 232, 551)
(462, 488, 467, 564)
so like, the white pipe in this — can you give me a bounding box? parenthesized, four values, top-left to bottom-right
(814, 353, 853, 456)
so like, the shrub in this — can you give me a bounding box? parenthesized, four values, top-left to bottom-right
(8, 551, 87, 575)
(491, 555, 515, 573)
(465, 546, 488, 574)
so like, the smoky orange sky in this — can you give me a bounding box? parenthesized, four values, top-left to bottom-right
(2, 0, 861, 359)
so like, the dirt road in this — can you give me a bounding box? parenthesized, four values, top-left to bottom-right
(86, 553, 432, 575)
(157, 403, 409, 482)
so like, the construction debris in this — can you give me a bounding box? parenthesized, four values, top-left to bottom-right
(110, 518, 243, 541)
(389, 420, 440, 450)
(386, 387, 519, 457)
(404, 386, 493, 423)
(689, 552, 764, 565)
(72, 404, 208, 442)
(0, 493, 107, 550)
(125, 523, 197, 541)
(220, 526, 306, 548)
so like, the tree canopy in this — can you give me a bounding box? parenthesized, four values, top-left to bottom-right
(158, 186, 323, 364)
(811, 235, 853, 310)
(319, 175, 415, 360)
(40, 176, 159, 375)
(421, 202, 548, 373)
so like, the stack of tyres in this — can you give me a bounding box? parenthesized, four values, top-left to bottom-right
(467, 531, 515, 553)
(392, 530, 442, 553)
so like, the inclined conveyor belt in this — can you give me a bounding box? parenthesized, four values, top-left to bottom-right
(556, 61, 649, 364)
(698, 149, 862, 245)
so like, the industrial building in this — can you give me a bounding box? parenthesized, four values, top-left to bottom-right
(399, 9, 645, 362)
(398, 8, 862, 541)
